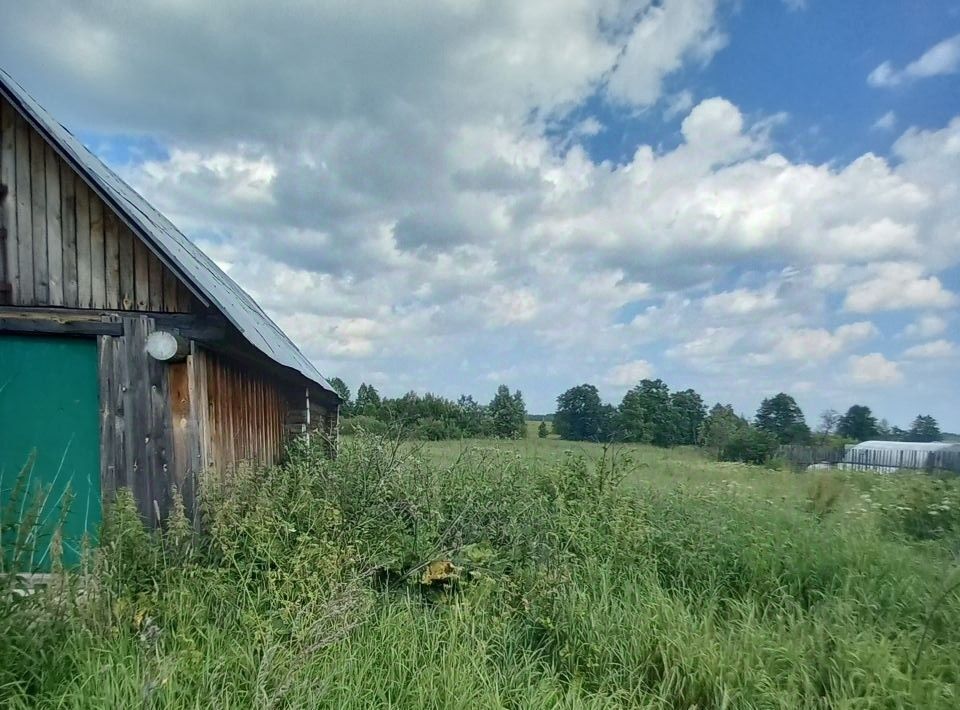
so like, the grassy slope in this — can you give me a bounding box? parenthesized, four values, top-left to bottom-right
(3, 436, 960, 708)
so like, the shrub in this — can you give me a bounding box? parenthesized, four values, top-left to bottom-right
(720, 426, 779, 465)
(339, 415, 389, 437)
(413, 417, 460, 441)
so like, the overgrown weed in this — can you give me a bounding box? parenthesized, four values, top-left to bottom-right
(2, 435, 959, 708)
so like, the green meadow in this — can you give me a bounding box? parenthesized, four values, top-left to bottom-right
(3, 433, 960, 708)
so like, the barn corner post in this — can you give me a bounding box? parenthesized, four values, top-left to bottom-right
(0, 181, 10, 304)
(0, 97, 14, 306)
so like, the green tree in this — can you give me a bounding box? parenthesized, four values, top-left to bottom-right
(876, 418, 893, 439)
(456, 395, 491, 438)
(907, 414, 942, 442)
(554, 384, 614, 441)
(618, 379, 675, 446)
(670, 389, 707, 445)
(538, 420, 548, 438)
(512, 390, 527, 438)
(836, 405, 879, 442)
(699, 403, 747, 459)
(355, 383, 382, 415)
(755, 393, 810, 444)
(818, 409, 840, 436)
(489, 385, 526, 439)
(328, 377, 351, 414)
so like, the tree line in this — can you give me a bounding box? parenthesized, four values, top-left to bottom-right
(552, 381, 944, 463)
(818, 407, 943, 444)
(328, 378, 527, 440)
(329, 375, 945, 460)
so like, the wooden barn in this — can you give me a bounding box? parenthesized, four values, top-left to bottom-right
(0, 69, 340, 570)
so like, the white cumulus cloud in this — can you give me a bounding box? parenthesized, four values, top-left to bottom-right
(868, 33, 960, 87)
(702, 287, 780, 316)
(872, 111, 897, 131)
(902, 314, 948, 339)
(767, 322, 877, 362)
(603, 359, 655, 387)
(843, 263, 957, 313)
(663, 90, 695, 120)
(903, 339, 957, 360)
(849, 353, 903, 384)
(606, 0, 725, 107)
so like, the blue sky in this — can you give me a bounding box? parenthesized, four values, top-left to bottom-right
(2, 0, 958, 429)
(574, 1, 960, 165)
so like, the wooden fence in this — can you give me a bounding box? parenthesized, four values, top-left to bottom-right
(778, 445, 960, 475)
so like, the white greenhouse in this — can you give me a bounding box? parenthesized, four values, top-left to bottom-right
(839, 441, 960, 472)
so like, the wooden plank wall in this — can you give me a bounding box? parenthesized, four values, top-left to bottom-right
(97, 322, 305, 527)
(168, 360, 196, 516)
(189, 347, 289, 477)
(99, 315, 174, 526)
(285, 390, 337, 439)
(312, 396, 339, 444)
(0, 96, 192, 312)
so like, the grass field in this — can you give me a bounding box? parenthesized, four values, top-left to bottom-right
(3, 434, 960, 708)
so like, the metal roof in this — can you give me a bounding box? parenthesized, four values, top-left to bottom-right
(850, 441, 960, 453)
(0, 68, 336, 397)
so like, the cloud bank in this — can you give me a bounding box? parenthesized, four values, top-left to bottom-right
(1, 0, 957, 425)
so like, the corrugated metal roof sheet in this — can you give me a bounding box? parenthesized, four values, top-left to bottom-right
(850, 441, 960, 453)
(0, 68, 336, 396)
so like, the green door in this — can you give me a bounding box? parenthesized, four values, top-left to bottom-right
(1, 334, 100, 572)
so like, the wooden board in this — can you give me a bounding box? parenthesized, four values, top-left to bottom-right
(15, 115, 33, 303)
(75, 180, 92, 307)
(103, 209, 120, 309)
(29, 130, 47, 304)
(133, 232, 149, 310)
(186, 347, 208, 526)
(60, 162, 78, 305)
(88, 188, 105, 307)
(148, 250, 163, 312)
(44, 144, 62, 306)
(1, 99, 18, 302)
(98, 325, 121, 503)
(118, 225, 135, 310)
(163, 266, 179, 312)
(168, 361, 193, 513)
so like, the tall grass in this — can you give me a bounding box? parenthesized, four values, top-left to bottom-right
(2, 435, 959, 708)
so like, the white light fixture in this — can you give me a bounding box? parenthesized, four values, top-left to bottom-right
(145, 331, 189, 362)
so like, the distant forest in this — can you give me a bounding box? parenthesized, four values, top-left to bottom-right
(330, 376, 947, 463)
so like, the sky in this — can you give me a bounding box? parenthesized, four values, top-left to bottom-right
(2, 0, 959, 429)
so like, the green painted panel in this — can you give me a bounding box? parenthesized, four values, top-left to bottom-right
(1, 334, 100, 571)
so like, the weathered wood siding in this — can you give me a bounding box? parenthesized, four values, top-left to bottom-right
(285, 387, 339, 444)
(97, 325, 330, 528)
(99, 315, 174, 525)
(0, 96, 192, 311)
(189, 347, 290, 475)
